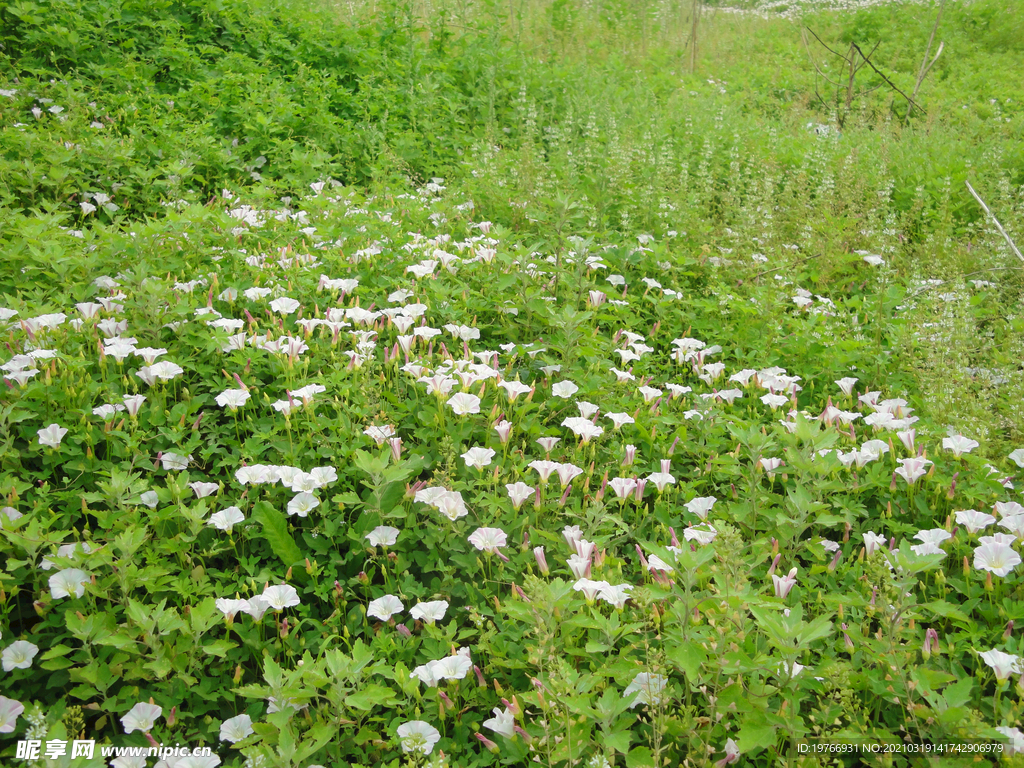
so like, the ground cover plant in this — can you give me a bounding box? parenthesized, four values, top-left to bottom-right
(2, 0, 1024, 766)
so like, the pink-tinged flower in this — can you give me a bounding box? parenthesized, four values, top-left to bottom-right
(685, 496, 716, 520)
(622, 444, 637, 466)
(996, 727, 1024, 755)
(955, 510, 995, 534)
(121, 702, 162, 734)
(716, 738, 741, 767)
(758, 457, 783, 476)
(979, 649, 1022, 680)
(999, 515, 1024, 538)
(462, 446, 496, 470)
(894, 457, 932, 485)
(506, 482, 534, 510)
(562, 525, 583, 549)
(494, 420, 513, 443)
(536, 436, 560, 453)
(147, 360, 185, 381)
(435, 491, 469, 521)
(567, 554, 591, 579)
(863, 531, 886, 556)
(367, 594, 404, 621)
(589, 290, 606, 307)
(190, 481, 219, 499)
(287, 492, 320, 517)
(573, 578, 611, 602)
(647, 469, 676, 492)
(447, 392, 481, 415)
(396, 720, 441, 755)
(215, 598, 250, 620)
(608, 477, 637, 500)
(469, 528, 508, 559)
(555, 462, 584, 487)
(0, 696, 25, 733)
(160, 452, 192, 470)
(263, 584, 301, 611)
(533, 546, 550, 575)
(577, 401, 599, 418)
(835, 377, 858, 396)
(269, 296, 300, 315)
(943, 434, 980, 457)
(364, 424, 396, 445)
(529, 460, 560, 483)
(37, 423, 68, 448)
(995, 501, 1024, 518)
(911, 529, 951, 556)
(215, 388, 250, 410)
(974, 541, 1021, 577)
(410, 600, 448, 624)
(897, 429, 916, 452)
(498, 380, 532, 400)
(923, 628, 939, 659)
(772, 567, 798, 599)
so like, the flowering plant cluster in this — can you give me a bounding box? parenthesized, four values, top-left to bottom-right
(1, 164, 1023, 767)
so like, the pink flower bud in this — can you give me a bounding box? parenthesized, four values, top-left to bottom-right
(533, 546, 549, 576)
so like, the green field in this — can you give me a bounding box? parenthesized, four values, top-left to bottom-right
(1, 0, 1023, 765)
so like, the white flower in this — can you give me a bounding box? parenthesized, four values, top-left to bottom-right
(147, 360, 185, 380)
(461, 446, 496, 470)
(2, 640, 39, 671)
(215, 389, 250, 410)
(160, 452, 192, 470)
(685, 496, 716, 520)
(978, 649, 1022, 680)
(287, 492, 320, 517)
(262, 584, 300, 611)
(37, 423, 68, 448)
(397, 720, 441, 755)
(468, 527, 508, 554)
(974, 541, 1021, 577)
(366, 526, 400, 547)
(506, 482, 534, 510)
(49, 568, 89, 599)
(447, 392, 481, 415)
(410, 600, 449, 624)
(220, 714, 254, 743)
(121, 702, 162, 734)
(483, 707, 515, 738)
(190, 482, 219, 499)
(139, 491, 159, 508)
(215, 598, 251, 620)
(943, 434, 980, 456)
(623, 673, 667, 708)
(368, 594, 404, 621)
(0, 696, 25, 733)
(551, 380, 579, 398)
(911, 528, 951, 556)
(209, 507, 245, 533)
(270, 297, 301, 315)
(955, 509, 995, 534)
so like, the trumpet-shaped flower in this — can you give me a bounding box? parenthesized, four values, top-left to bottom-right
(462, 446, 496, 470)
(220, 714, 254, 743)
(49, 568, 89, 599)
(894, 457, 932, 485)
(410, 600, 448, 624)
(469, 527, 508, 556)
(262, 584, 300, 611)
(943, 434, 980, 456)
(397, 721, 441, 755)
(974, 540, 1021, 577)
(552, 380, 579, 398)
(561, 417, 604, 443)
(121, 702, 162, 734)
(772, 567, 798, 599)
(605, 412, 635, 429)
(366, 526, 400, 547)
(447, 392, 481, 415)
(979, 649, 1022, 680)
(911, 529, 951, 556)
(37, 423, 68, 448)
(215, 389, 250, 410)
(367, 594, 404, 621)
(2, 640, 39, 671)
(0, 696, 25, 733)
(608, 477, 637, 500)
(955, 509, 995, 534)
(506, 482, 534, 510)
(685, 496, 716, 520)
(483, 707, 515, 738)
(209, 506, 245, 533)
(287, 492, 320, 517)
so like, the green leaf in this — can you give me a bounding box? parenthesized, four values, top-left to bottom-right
(203, 639, 238, 658)
(736, 720, 776, 752)
(625, 746, 655, 768)
(666, 640, 707, 681)
(344, 683, 398, 711)
(603, 729, 632, 754)
(921, 600, 970, 623)
(253, 500, 303, 567)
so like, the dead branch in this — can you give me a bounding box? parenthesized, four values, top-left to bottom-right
(965, 181, 1024, 264)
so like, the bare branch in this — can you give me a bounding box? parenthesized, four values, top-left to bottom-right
(850, 42, 921, 110)
(965, 181, 1024, 264)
